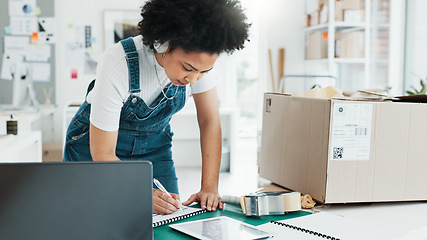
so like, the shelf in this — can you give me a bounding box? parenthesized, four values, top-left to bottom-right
(305, 22, 366, 32)
(304, 59, 330, 64)
(334, 58, 366, 64)
(305, 58, 367, 64)
(334, 22, 366, 29)
(334, 59, 389, 64)
(372, 23, 390, 28)
(372, 59, 389, 64)
(304, 23, 329, 32)
(302, 0, 393, 92)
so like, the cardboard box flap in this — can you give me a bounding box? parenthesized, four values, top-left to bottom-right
(259, 93, 287, 184)
(260, 94, 331, 202)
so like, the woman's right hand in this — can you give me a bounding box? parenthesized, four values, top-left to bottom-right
(152, 189, 181, 215)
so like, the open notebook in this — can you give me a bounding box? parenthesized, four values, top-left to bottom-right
(152, 206, 206, 228)
(257, 212, 404, 240)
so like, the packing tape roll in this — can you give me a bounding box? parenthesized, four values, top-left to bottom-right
(282, 192, 301, 212)
(222, 192, 301, 216)
(221, 195, 240, 205)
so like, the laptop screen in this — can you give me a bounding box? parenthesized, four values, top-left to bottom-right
(0, 161, 153, 240)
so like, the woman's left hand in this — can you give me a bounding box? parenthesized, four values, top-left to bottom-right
(182, 188, 223, 211)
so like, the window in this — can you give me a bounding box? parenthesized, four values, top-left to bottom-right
(404, 0, 427, 94)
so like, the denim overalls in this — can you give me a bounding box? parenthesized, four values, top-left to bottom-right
(63, 37, 186, 194)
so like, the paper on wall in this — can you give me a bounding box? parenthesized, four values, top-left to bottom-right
(3, 36, 30, 56)
(38, 32, 55, 44)
(1, 55, 24, 80)
(329, 102, 373, 161)
(25, 44, 51, 62)
(64, 25, 86, 66)
(83, 52, 99, 75)
(4, 26, 12, 35)
(10, 16, 38, 35)
(2, 36, 29, 80)
(37, 17, 56, 44)
(33, 6, 41, 16)
(8, 0, 37, 16)
(65, 42, 85, 66)
(31, 62, 50, 82)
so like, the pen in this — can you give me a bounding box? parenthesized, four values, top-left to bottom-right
(153, 178, 183, 212)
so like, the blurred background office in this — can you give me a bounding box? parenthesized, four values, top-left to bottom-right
(0, 0, 424, 196)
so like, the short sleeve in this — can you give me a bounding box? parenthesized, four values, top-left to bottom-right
(87, 51, 128, 132)
(190, 69, 217, 94)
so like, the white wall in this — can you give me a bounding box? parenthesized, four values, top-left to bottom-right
(403, 0, 425, 95)
(53, 0, 145, 143)
(257, 0, 305, 129)
(53, 0, 306, 143)
(260, 0, 305, 92)
(388, 0, 406, 95)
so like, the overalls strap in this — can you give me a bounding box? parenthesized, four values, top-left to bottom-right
(120, 37, 141, 94)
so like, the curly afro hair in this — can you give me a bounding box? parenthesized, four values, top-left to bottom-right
(138, 0, 250, 55)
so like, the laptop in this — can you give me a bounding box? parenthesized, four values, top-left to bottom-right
(0, 161, 153, 240)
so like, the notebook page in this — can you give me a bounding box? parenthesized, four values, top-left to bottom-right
(257, 212, 403, 240)
(257, 222, 321, 240)
(153, 206, 204, 225)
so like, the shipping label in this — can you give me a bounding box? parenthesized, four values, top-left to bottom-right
(330, 102, 373, 161)
(265, 98, 271, 113)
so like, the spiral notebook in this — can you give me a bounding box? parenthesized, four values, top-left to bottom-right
(257, 212, 402, 240)
(152, 206, 206, 228)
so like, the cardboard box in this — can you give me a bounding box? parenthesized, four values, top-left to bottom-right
(344, 9, 365, 23)
(306, 31, 328, 59)
(309, 11, 320, 26)
(319, 5, 329, 24)
(335, 31, 364, 58)
(339, 0, 364, 10)
(335, 1, 344, 21)
(319, 0, 328, 7)
(259, 93, 427, 203)
(306, 0, 320, 15)
(304, 14, 311, 27)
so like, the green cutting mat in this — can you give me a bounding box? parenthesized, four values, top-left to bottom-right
(154, 203, 311, 239)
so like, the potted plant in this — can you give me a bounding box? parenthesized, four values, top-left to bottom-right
(406, 77, 427, 95)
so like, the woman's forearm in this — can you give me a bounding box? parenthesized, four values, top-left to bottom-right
(199, 120, 222, 191)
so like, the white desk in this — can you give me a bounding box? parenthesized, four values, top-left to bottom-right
(315, 202, 427, 239)
(258, 181, 427, 239)
(0, 105, 55, 142)
(0, 131, 42, 162)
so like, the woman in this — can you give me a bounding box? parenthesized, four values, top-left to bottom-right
(63, 0, 250, 215)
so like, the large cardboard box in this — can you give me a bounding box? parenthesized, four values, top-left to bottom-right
(259, 93, 427, 204)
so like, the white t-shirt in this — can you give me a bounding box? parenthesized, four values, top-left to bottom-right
(86, 35, 216, 132)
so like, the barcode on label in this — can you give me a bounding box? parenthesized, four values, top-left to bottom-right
(333, 147, 343, 159)
(355, 128, 367, 136)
